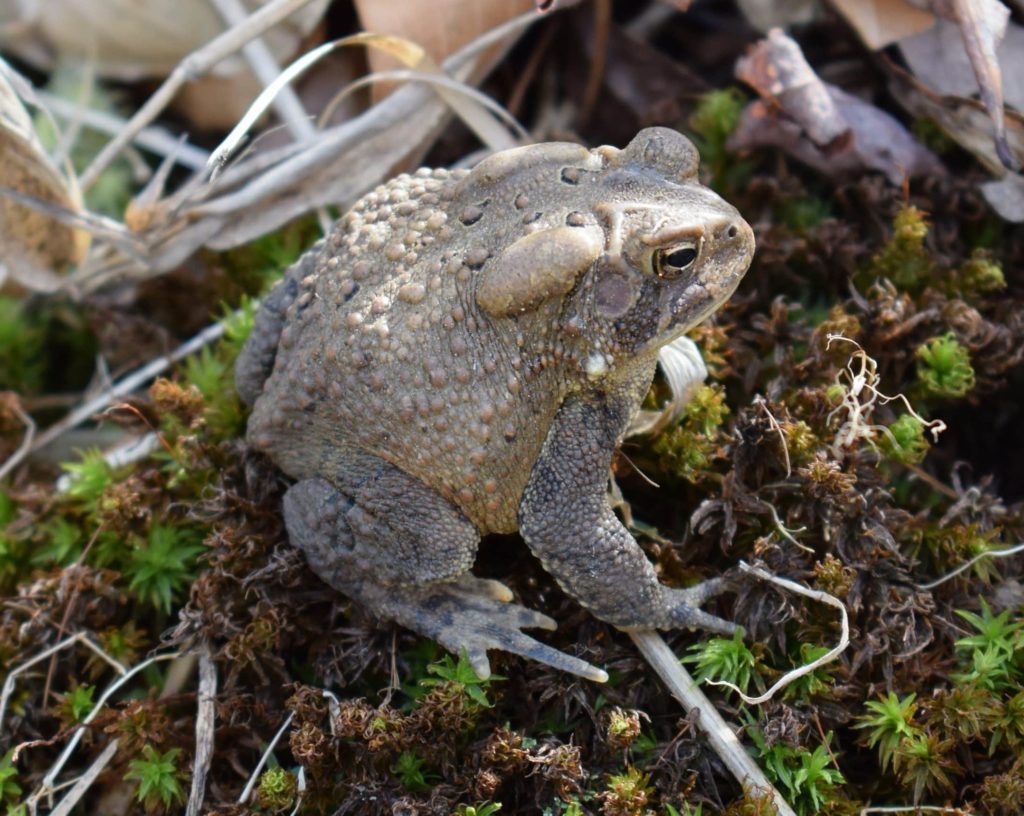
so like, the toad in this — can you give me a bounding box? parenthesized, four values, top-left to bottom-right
(236, 127, 755, 681)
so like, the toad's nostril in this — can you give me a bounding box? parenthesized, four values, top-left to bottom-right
(727, 224, 738, 239)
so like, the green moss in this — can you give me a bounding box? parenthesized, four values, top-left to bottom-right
(600, 766, 654, 815)
(0, 298, 44, 393)
(911, 118, 957, 156)
(687, 87, 751, 191)
(955, 249, 1005, 296)
(0, 749, 22, 811)
(651, 384, 730, 483)
(749, 728, 845, 815)
(880, 413, 930, 465)
(856, 692, 920, 772)
(782, 419, 819, 466)
(915, 333, 975, 398)
(683, 629, 758, 695)
(60, 449, 118, 516)
(182, 346, 246, 439)
(892, 733, 959, 803)
(0, 492, 17, 587)
(780, 196, 831, 232)
(124, 744, 187, 813)
(256, 767, 297, 812)
(866, 206, 934, 293)
(689, 88, 744, 149)
(213, 217, 320, 296)
(127, 525, 205, 613)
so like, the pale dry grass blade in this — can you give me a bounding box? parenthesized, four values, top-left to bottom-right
(73, 10, 546, 292)
(79, 0, 323, 189)
(629, 630, 799, 816)
(208, 0, 316, 142)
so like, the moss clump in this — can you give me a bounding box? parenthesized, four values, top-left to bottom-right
(0, 297, 44, 393)
(911, 118, 957, 156)
(651, 384, 730, 483)
(780, 195, 831, 232)
(866, 206, 934, 292)
(689, 88, 744, 149)
(599, 766, 654, 816)
(955, 249, 1006, 296)
(688, 87, 750, 190)
(881, 413, 930, 465)
(256, 767, 298, 812)
(915, 333, 975, 398)
(781, 419, 819, 467)
(812, 554, 856, 599)
(605, 708, 643, 751)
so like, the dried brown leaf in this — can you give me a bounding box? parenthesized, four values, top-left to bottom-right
(0, 0, 329, 81)
(354, 0, 533, 101)
(831, 0, 937, 49)
(979, 173, 1024, 221)
(0, 59, 88, 295)
(735, 28, 846, 146)
(900, 18, 1024, 110)
(931, 0, 1016, 169)
(73, 10, 542, 291)
(732, 31, 943, 184)
(888, 60, 1024, 171)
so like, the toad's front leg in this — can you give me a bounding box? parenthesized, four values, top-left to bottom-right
(519, 393, 737, 634)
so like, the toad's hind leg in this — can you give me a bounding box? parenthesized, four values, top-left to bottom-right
(282, 462, 606, 682)
(234, 243, 323, 405)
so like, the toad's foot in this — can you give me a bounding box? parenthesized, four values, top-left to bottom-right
(364, 574, 608, 682)
(651, 577, 740, 636)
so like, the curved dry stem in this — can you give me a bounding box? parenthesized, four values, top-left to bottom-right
(703, 561, 849, 705)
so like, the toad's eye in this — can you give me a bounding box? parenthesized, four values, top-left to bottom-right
(654, 243, 699, 279)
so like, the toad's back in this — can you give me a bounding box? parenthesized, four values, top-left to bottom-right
(246, 165, 573, 534)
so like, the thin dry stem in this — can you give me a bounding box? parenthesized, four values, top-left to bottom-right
(917, 541, 1024, 590)
(859, 806, 969, 815)
(703, 562, 849, 705)
(36, 90, 209, 170)
(208, 0, 316, 143)
(48, 740, 120, 816)
(238, 712, 295, 804)
(22, 318, 226, 467)
(0, 633, 126, 737)
(185, 647, 218, 816)
(29, 652, 181, 804)
(80, 0, 321, 189)
(825, 334, 946, 457)
(0, 400, 36, 481)
(629, 630, 798, 816)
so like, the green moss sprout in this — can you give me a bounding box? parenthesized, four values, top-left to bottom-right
(915, 333, 975, 398)
(683, 629, 759, 696)
(867, 206, 933, 292)
(880, 413, 930, 465)
(855, 692, 920, 772)
(124, 745, 186, 813)
(127, 525, 205, 613)
(0, 750, 21, 812)
(688, 87, 750, 191)
(652, 384, 730, 483)
(600, 766, 654, 816)
(749, 729, 845, 815)
(394, 750, 434, 793)
(256, 767, 297, 812)
(0, 298, 44, 394)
